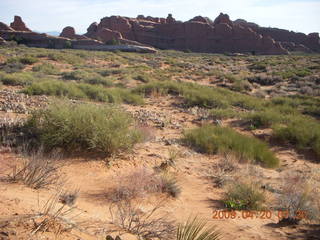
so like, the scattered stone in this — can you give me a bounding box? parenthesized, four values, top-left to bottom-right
(132, 109, 168, 128)
(0, 90, 48, 114)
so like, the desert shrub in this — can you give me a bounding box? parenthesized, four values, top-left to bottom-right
(247, 75, 282, 86)
(8, 148, 61, 189)
(23, 101, 142, 156)
(182, 87, 227, 108)
(107, 168, 180, 203)
(273, 117, 320, 159)
(271, 95, 320, 118)
(277, 173, 320, 223)
(183, 125, 279, 168)
(210, 154, 238, 188)
(159, 173, 181, 198)
(46, 52, 84, 65)
(135, 80, 183, 96)
(0, 61, 25, 73)
(82, 76, 113, 87)
(64, 40, 72, 49)
(223, 182, 266, 210)
(135, 81, 263, 110)
(107, 168, 164, 202)
(208, 108, 238, 120)
(105, 38, 120, 45)
(99, 68, 124, 77)
(62, 70, 90, 80)
(133, 74, 150, 83)
(78, 84, 144, 104)
(294, 68, 312, 77)
(244, 109, 289, 128)
(248, 62, 267, 72)
(109, 199, 175, 239)
(276, 68, 312, 80)
(32, 63, 60, 75)
(22, 80, 86, 99)
(23, 80, 143, 104)
(0, 72, 36, 86)
(177, 217, 221, 240)
(6, 55, 38, 65)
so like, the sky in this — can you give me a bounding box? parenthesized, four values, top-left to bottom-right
(0, 0, 319, 34)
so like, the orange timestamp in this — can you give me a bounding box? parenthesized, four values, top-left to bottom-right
(212, 209, 309, 220)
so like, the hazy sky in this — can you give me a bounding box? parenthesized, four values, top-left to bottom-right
(0, 0, 319, 34)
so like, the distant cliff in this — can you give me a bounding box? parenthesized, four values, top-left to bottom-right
(1, 13, 320, 54)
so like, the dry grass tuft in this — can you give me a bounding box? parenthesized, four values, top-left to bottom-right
(109, 199, 175, 239)
(7, 148, 62, 189)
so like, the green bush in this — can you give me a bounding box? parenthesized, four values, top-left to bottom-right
(273, 118, 320, 159)
(1, 61, 25, 73)
(248, 62, 267, 72)
(62, 70, 90, 80)
(271, 95, 320, 118)
(22, 80, 86, 99)
(183, 125, 279, 168)
(82, 76, 113, 87)
(32, 63, 60, 75)
(208, 108, 238, 120)
(177, 217, 221, 240)
(223, 182, 266, 210)
(133, 74, 150, 83)
(46, 52, 84, 65)
(0, 72, 36, 86)
(24, 101, 141, 156)
(135, 81, 263, 110)
(23, 80, 143, 105)
(6, 55, 38, 65)
(244, 110, 288, 128)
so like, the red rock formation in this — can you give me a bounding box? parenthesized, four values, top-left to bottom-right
(0, 36, 6, 45)
(2, 13, 318, 54)
(213, 13, 233, 26)
(96, 28, 122, 42)
(85, 13, 288, 54)
(98, 16, 133, 39)
(60, 26, 76, 38)
(166, 14, 176, 24)
(60, 26, 88, 40)
(189, 16, 213, 24)
(10, 16, 31, 31)
(234, 19, 320, 52)
(0, 22, 14, 31)
(85, 22, 98, 37)
(0, 16, 156, 53)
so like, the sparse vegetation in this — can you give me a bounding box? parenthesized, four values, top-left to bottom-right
(210, 154, 238, 187)
(109, 199, 175, 239)
(183, 125, 279, 168)
(177, 216, 221, 240)
(0, 72, 37, 86)
(273, 117, 320, 159)
(32, 63, 60, 75)
(22, 101, 142, 156)
(277, 173, 320, 223)
(159, 173, 181, 198)
(8, 148, 61, 189)
(107, 168, 181, 202)
(224, 181, 266, 210)
(23, 80, 144, 104)
(6, 55, 38, 65)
